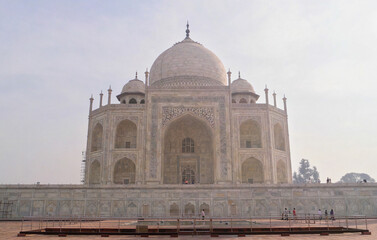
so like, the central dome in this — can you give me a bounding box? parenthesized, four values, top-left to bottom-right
(149, 37, 227, 88)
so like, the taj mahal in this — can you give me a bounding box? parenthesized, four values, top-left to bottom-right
(0, 25, 376, 219)
(86, 24, 291, 186)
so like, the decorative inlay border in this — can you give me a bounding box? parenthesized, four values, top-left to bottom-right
(114, 116, 138, 125)
(162, 106, 215, 128)
(113, 152, 137, 162)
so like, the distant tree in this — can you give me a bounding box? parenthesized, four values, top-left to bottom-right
(338, 173, 375, 183)
(293, 159, 320, 183)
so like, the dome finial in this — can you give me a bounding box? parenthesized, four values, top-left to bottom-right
(135, 71, 138, 79)
(238, 71, 241, 79)
(185, 21, 190, 38)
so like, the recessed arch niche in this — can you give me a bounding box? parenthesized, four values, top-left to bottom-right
(89, 160, 100, 184)
(277, 160, 288, 183)
(113, 158, 136, 184)
(241, 157, 264, 183)
(115, 120, 137, 149)
(91, 123, 103, 152)
(240, 119, 262, 148)
(274, 123, 285, 151)
(163, 114, 214, 184)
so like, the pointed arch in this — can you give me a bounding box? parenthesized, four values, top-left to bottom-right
(89, 160, 101, 184)
(277, 160, 288, 183)
(184, 203, 195, 216)
(241, 157, 264, 183)
(163, 114, 214, 184)
(129, 98, 137, 104)
(170, 203, 179, 217)
(200, 203, 210, 216)
(115, 120, 137, 148)
(240, 119, 262, 148)
(91, 123, 103, 152)
(274, 123, 285, 151)
(140, 99, 145, 104)
(113, 158, 136, 184)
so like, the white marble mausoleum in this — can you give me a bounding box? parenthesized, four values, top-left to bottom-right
(1, 25, 376, 219)
(86, 24, 292, 186)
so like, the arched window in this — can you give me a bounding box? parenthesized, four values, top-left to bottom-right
(239, 98, 247, 103)
(274, 123, 285, 151)
(140, 99, 145, 104)
(121, 100, 126, 104)
(182, 137, 194, 153)
(129, 98, 137, 104)
(113, 158, 136, 184)
(115, 120, 137, 148)
(240, 120, 262, 148)
(232, 99, 236, 103)
(91, 123, 103, 152)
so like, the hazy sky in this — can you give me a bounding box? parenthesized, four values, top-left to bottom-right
(0, 0, 376, 184)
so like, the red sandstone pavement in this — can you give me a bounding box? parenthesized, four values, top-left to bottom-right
(1, 219, 376, 239)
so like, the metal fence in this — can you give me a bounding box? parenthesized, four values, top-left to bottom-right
(18, 214, 371, 236)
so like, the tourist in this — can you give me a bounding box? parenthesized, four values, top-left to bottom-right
(284, 208, 288, 221)
(201, 209, 205, 220)
(330, 209, 335, 220)
(293, 208, 297, 220)
(325, 209, 328, 220)
(318, 209, 322, 220)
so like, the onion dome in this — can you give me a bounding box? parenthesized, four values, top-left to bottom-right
(149, 23, 227, 88)
(231, 76, 255, 94)
(121, 74, 145, 94)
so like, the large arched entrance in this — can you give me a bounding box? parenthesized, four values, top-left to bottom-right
(163, 115, 214, 184)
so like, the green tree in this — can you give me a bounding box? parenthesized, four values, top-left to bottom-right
(338, 173, 375, 183)
(293, 159, 320, 183)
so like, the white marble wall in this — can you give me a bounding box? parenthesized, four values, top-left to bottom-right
(1, 183, 376, 219)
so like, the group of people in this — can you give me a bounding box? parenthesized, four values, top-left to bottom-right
(281, 207, 335, 221)
(317, 208, 335, 220)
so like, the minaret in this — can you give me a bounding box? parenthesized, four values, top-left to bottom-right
(283, 95, 287, 113)
(99, 91, 103, 107)
(273, 91, 277, 107)
(264, 85, 269, 105)
(107, 86, 112, 105)
(227, 69, 232, 86)
(145, 68, 149, 86)
(89, 95, 94, 113)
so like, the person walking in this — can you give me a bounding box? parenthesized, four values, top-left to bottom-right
(318, 209, 322, 220)
(324, 209, 328, 220)
(201, 209, 205, 220)
(293, 208, 297, 221)
(330, 209, 335, 220)
(284, 208, 288, 221)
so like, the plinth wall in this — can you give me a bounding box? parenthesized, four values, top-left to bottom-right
(0, 183, 376, 219)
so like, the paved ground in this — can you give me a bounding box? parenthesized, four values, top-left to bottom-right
(1, 219, 375, 239)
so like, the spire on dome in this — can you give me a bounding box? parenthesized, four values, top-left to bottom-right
(185, 21, 190, 38)
(238, 71, 241, 79)
(135, 72, 138, 79)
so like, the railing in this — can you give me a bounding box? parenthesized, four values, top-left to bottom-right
(18, 214, 371, 236)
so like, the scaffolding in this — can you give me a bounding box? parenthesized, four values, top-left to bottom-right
(80, 151, 86, 183)
(0, 200, 13, 219)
